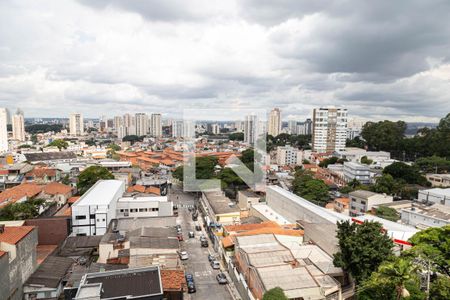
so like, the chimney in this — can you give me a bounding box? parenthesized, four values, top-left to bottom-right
(0, 224, 5, 234)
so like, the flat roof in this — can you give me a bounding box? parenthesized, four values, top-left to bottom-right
(251, 204, 290, 225)
(421, 188, 450, 197)
(118, 196, 168, 203)
(74, 180, 124, 206)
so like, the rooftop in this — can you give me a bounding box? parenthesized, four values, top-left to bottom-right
(24, 151, 77, 163)
(349, 189, 379, 199)
(0, 225, 35, 245)
(421, 188, 450, 197)
(74, 180, 124, 206)
(251, 204, 291, 225)
(43, 182, 72, 195)
(204, 191, 240, 215)
(402, 203, 450, 221)
(25, 256, 73, 289)
(0, 183, 43, 207)
(160, 269, 186, 291)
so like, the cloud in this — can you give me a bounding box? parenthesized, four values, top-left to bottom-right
(0, 0, 449, 122)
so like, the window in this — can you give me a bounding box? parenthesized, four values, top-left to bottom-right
(152, 208, 159, 212)
(75, 215, 86, 220)
(102, 219, 105, 221)
(360, 200, 366, 205)
(139, 208, 145, 212)
(77, 233, 87, 236)
(90, 214, 95, 219)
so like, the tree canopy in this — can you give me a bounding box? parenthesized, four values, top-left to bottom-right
(262, 287, 288, 300)
(122, 135, 142, 144)
(228, 132, 244, 141)
(292, 170, 329, 206)
(0, 198, 50, 221)
(383, 162, 429, 186)
(375, 205, 400, 222)
(47, 139, 69, 150)
(266, 133, 311, 151)
(77, 166, 114, 195)
(25, 124, 63, 134)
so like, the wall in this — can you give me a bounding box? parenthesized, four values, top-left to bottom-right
(0, 253, 10, 300)
(25, 217, 70, 245)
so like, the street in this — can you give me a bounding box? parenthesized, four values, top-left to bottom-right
(169, 185, 234, 300)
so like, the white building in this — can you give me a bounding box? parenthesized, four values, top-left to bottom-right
(12, 109, 25, 141)
(335, 148, 391, 164)
(71, 180, 126, 236)
(418, 188, 450, 206)
(349, 190, 393, 216)
(172, 120, 183, 138)
(276, 145, 302, 166)
(401, 203, 450, 228)
(113, 115, 123, 130)
(211, 123, 220, 135)
(0, 108, 8, 152)
(116, 196, 173, 218)
(268, 108, 281, 137)
(244, 114, 258, 146)
(346, 119, 365, 140)
(135, 113, 149, 136)
(69, 113, 84, 136)
(287, 120, 297, 135)
(150, 113, 162, 137)
(312, 107, 347, 153)
(343, 161, 371, 184)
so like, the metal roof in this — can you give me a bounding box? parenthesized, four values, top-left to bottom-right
(74, 180, 124, 206)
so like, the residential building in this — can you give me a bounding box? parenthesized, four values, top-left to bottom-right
(349, 190, 393, 216)
(276, 145, 302, 166)
(287, 120, 297, 134)
(333, 197, 350, 215)
(172, 120, 183, 138)
(401, 203, 450, 228)
(113, 115, 123, 130)
(69, 113, 84, 136)
(418, 188, 450, 206)
(0, 108, 8, 152)
(343, 161, 370, 184)
(122, 113, 136, 136)
(201, 191, 241, 225)
(0, 225, 38, 300)
(312, 107, 348, 153)
(116, 196, 173, 218)
(268, 108, 281, 137)
(211, 123, 220, 135)
(135, 113, 149, 136)
(237, 190, 261, 210)
(346, 119, 365, 140)
(244, 114, 258, 146)
(12, 109, 25, 141)
(150, 113, 162, 137)
(297, 118, 313, 135)
(426, 174, 450, 187)
(71, 180, 126, 236)
(335, 148, 390, 164)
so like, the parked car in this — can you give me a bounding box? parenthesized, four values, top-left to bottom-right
(179, 251, 189, 260)
(177, 233, 184, 241)
(200, 235, 207, 241)
(188, 231, 195, 238)
(201, 239, 209, 247)
(208, 254, 215, 262)
(192, 214, 198, 221)
(195, 225, 201, 231)
(216, 273, 228, 284)
(185, 273, 194, 283)
(211, 260, 220, 269)
(187, 281, 196, 293)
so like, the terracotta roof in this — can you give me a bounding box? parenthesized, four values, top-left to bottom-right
(43, 182, 72, 195)
(224, 221, 279, 233)
(160, 269, 186, 291)
(137, 157, 160, 164)
(0, 170, 8, 175)
(222, 236, 234, 248)
(0, 183, 43, 207)
(0, 226, 35, 245)
(0, 251, 6, 258)
(26, 167, 57, 178)
(145, 186, 161, 195)
(68, 196, 80, 204)
(325, 203, 335, 209)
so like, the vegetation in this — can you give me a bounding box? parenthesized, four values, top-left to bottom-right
(18, 144, 31, 148)
(107, 143, 121, 160)
(25, 124, 63, 134)
(375, 206, 400, 222)
(333, 220, 394, 284)
(0, 198, 50, 221)
(262, 287, 288, 300)
(415, 156, 450, 173)
(318, 156, 347, 168)
(292, 170, 329, 206)
(172, 156, 218, 182)
(346, 136, 367, 148)
(77, 166, 114, 195)
(383, 162, 429, 186)
(360, 155, 373, 165)
(122, 135, 143, 144)
(47, 139, 69, 150)
(266, 133, 311, 151)
(228, 132, 244, 141)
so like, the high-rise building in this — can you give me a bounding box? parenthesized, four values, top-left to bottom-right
(312, 107, 348, 153)
(0, 108, 8, 152)
(150, 113, 162, 137)
(12, 109, 25, 141)
(122, 113, 136, 136)
(113, 116, 123, 130)
(244, 115, 258, 146)
(211, 123, 220, 135)
(347, 119, 365, 140)
(184, 120, 195, 139)
(69, 113, 84, 136)
(172, 120, 184, 138)
(135, 113, 149, 136)
(268, 108, 281, 136)
(288, 120, 298, 135)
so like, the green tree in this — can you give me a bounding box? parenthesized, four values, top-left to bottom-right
(292, 170, 329, 206)
(229, 132, 244, 141)
(346, 136, 367, 148)
(122, 135, 142, 144)
(319, 156, 339, 168)
(361, 120, 407, 152)
(360, 155, 373, 165)
(108, 143, 121, 151)
(262, 287, 288, 300)
(374, 174, 399, 194)
(383, 162, 429, 186)
(430, 276, 450, 300)
(47, 139, 69, 150)
(378, 258, 418, 300)
(77, 166, 114, 195)
(333, 220, 394, 283)
(61, 175, 71, 185)
(414, 156, 450, 173)
(375, 206, 400, 222)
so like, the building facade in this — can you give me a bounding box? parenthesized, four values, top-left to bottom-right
(150, 113, 162, 137)
(343, 161, 370, 184)
(312, 108, 347, 153)
(0, 108, 8, 152)
(69, 113, 84, 136)
(276, 145, 301, 166)
(349, 190, 393, 216)
(244, 115, 258, 146)
(135, 113, 149, 136)
(12, 109, 25, 141)
(268, 108, 281, 137)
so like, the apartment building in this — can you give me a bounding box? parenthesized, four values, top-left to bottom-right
(244, 114, 258, 146)
(150, 113, 162, 137)
(268, 108, 281, 137)
(71, 180, 126, 236)
(69, 113, 84, 136)
(135, 113, 149, 136)
(418, 188, 450, 206)
(349, 190, 393, 216)
(0, 108, 8, 152)
(312, 107, 347, 153)
(12, 109, 25, 141)
(343, 161, 370, 184)
(426, 174, 450, 187)
(276, 145, 302, 166)
(116, 196, 173, 218)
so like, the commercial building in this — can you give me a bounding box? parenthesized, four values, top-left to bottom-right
(69, 113, 84, 136)
(426, 174, 450, 187)
(401, 203, 450, 228)
(201, 191, 241, 225)
(12, 109, 25, 141)
(0, 108, 8, 152)
(268, 108, 281, 137)
(312, 107, 347, 153)
(116, 196, 173, 218)
(150, 113, 162, 137)
(349, 190, 393, 216)
(276, 145, 302, 166)
(135, 113, 149, 136)
(343, 161, 370, 184)
(71, 180, 126, 236)
(244, 114, 258, 146)
(418, 188, 450, 206)
(335, 148, 391, 164)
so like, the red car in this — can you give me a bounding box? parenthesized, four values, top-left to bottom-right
(177, 234, 184, 241)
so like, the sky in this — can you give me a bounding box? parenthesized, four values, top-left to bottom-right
(0, 0, 450, 122)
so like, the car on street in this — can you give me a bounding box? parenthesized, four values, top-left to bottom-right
(185, 273, 194, 283)
(187, 281, 196, 293)
(195, 225, 201, 231)
(188, 231, 195, 238)
(211, 260, 220, 269)
(201, 239, 209, 247)
(216, 273, 228, 284)
(208, 254, 215, 262)
(179, 251, 189, 260)
(177, 233, 183, 241)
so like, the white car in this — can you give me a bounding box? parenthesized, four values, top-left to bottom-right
(179, 251, 189, 260)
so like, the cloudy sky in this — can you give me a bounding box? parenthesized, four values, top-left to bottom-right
(1, 0, 450, 121)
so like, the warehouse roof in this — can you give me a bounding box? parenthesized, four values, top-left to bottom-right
(74, 180, 124, 206)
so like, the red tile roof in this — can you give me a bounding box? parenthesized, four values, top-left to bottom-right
(0, 251, 6, 258)
(26, 167, 57, 178)
(68, 196, 80, 204)
(0, 183, 43, 207)
(160, 269, 186, 291)
(43, 182, 72, 195)
(0, 226, 35, 245)
(224, 221, 279, 233)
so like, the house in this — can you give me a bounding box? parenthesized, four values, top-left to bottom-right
(401, 203, 450, 228)
(42, 182, 73, 207)
(343, 161, 370, 184)
(24, 167, 61, 184)
(0, 224, 38, 300)
(349, 190, 393, 216)
(333, 197, 350, 214)
(418, 188, 450, 206)
(0, 183, 43, 208)
(426, 174, 450, 187)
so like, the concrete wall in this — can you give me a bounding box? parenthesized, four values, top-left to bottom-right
(25, 217, 70, 245)
(0, 253, 10, 300)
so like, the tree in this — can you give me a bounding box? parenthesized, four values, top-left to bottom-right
(333, 220, 394, 283)
(122, 135, 141, 144)
(374, 174, 399, 194)
(361, 120, 407, 152)
(414, 156, 450, 173)
(31, 134, 38, 144)
(77, 166, 114, 195)
(229, 132, 244, 141)
(26, 124, 63, 134)
(430, 276, 450, 300)
(292, 170, 329, 206)
(375, 206, 400, 222)
(262, 287, 288, 300)
(383, 162, 429, 186)
(47, 139, 68, 150)
(378, 258, 418, 300)
(319, 156, 339, 168)
(346, 136, 367, 148)
(360, 155, 373, 165)
(108, 143, 121, 151)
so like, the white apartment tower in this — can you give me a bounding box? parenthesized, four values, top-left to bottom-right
(0, 108, 8, 152)
(69, 113, 84, 136)
(268, 108, 281, 137)
(135, 113, 149, 136)
(172, 120, 183, 138)
(211, 123, 220, 135)
(312, 107, 348, 153)
(150, 113, 162, 137)
(12, 109, 25, 141)
(244, 114, 258, 146)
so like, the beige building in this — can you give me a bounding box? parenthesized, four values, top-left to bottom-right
(0, 108, 8, 152)
(69, 113, 84, 136)
(12, 109, 25, 141)
(268, 108, 281, 137)
(312, 107, 347, 153)
(150, 113, 162, 137)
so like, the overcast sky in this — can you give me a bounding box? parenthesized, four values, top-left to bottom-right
(1, 0, 450, 121)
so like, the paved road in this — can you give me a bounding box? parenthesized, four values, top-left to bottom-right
(169, 186, 233, 300)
